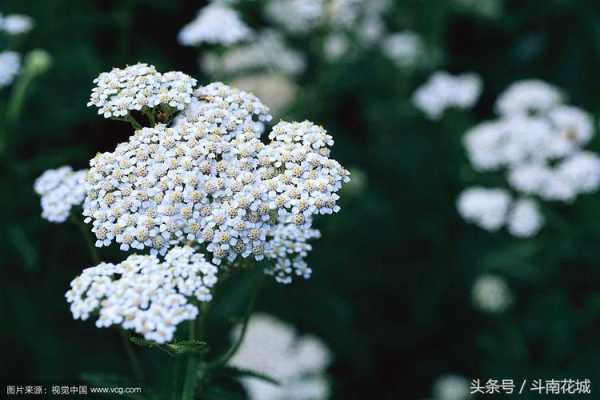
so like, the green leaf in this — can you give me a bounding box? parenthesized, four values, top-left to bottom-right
(129, 336, 209, 357)
(202, 383, 247, 400)
(80, 372, 131, 386)
(167, 339, 209, 355)
(8, 226, 38, 272)
(217, 366, 280, 386)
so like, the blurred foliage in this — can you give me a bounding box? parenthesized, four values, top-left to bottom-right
(2, 0, 600, 399)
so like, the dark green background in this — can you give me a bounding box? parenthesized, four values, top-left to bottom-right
(2, 0, 600, 398)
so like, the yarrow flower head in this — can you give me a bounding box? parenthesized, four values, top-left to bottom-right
(460, 79, 600, 237)
(0, 13, 33, 35)
(83, 78, 349, 282)
(381, 31, 425, 68)
(472, 274, 512, 313)
(0, 50, 21, 88)
(34, 166, 88, 223)
(265, 0, 324, 34)
(506, 198, 544, 238)
(87, 63, 197, 118)
(178, 2, 252, 46)
(323, 34, 350, 61)
(264, 224, 321, 283)
(201, 31, 306, 77)
(65, 246, 218, 344)
(457, 186, 545, 237)
(413, 72, 482, 120)
(456, 187, 511, 232)
(495, 79, 563, 116)
(230, 313, 331, 400)
(431, 374, 471, 400)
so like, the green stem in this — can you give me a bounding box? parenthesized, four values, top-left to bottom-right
(126, 113, 142, 130)
(181, 319, 199, 400)
(142, 107, 156, 126)
(6, 70, 35, 124)
(0, 70, 35, 159)
(69, 214, 99, 265)
(69, 213, 143, 381)
(207, 273, 263, 369)
(119, 330, 145, 382)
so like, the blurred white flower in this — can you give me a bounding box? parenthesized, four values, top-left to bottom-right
(34, 166, 88, 223)
(454, 0, 502, 17)
(356, 15, 385, 45)
(472, 275, 512, 313)
(323, 34, 350, 61)
(0, 50, 21, 88)
(556, 151, 600, 195)
(547, 105, 593, 156)
(65, 246, 218, 344)
(382, 31, 425, 68)
(508, 162, 553, 196)
(432, 374, 471, 400)
(327, 0, 362, 28)
(463, 120, 510, 171)
(466, 105, 598, 205)
(465, 114, 556, 171)
(230, 73, 297, 116)
(230, 313, 331, 400)
(495, 79, 562, 116)
(178, 2, 252, 46)
(507, 198, 544, 238)
(413, 72, 482, 120)
(457, 187, 511, 231)
(202, 31, 306, 76)
(1, 14, 33, 34)
(462, 80, 600, 233)
(507, 153, 600, 203)
(363, 0, 392, 16)
(266, 0, 324, 34)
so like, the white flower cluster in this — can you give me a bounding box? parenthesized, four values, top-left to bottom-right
(202, 31, 306, 77)
(323, 34, 350, 61)
(382, 31, 425, 68)
(178, 2, 252, 46)
(34, 166, 88, 223)
(0, 50, 20, 88)
(472, 274, 512, 313)
(65, 246, 218, 343)
(413, 72, 482, 120)
(265, 224, 321, 283)
(321, 0, 393, 60)
(459, 80, 600, 237)
(266, 0, 324, 34)
(83, 77, 349, 282)
(0, 12, 35, 88)
(0, 13, 33, 35)
(457, 188, 544, 237)
(230, 314, 331, 400)
(87, 63, 197, 118)
(456, 187, 511, 232)
(495, 80, 563, 117)
(431, 374, 471, 400)
(326, 0, 363, 29)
